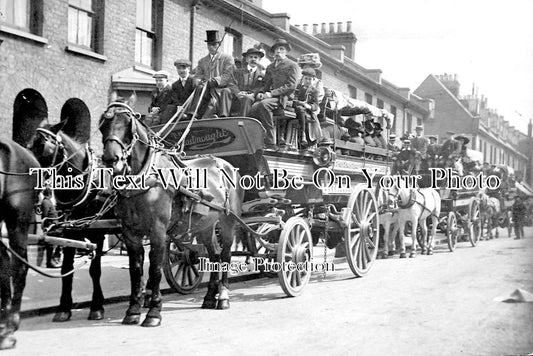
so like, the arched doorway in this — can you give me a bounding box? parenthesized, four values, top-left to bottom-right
(59, 98, 91, 143)
(12, 88, 48, 147)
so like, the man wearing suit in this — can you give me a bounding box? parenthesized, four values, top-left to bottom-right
(147, 70, 175, 126)
(411, 125, 429, 173)
(250, 38, 301, 150)
(193, 30, 235, 118)
(170, 58, 195, 115)
(230, 48, 265, 116)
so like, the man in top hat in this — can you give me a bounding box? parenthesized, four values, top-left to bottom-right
(170, 58, 195, 116)
(411, 125, 429, 173)
(292, 67, 323, 148)
(229, 48, 266, 117)
(250, 38, 301, 149)
(193, 30, 236, 118)
(148, 70, 175, 126)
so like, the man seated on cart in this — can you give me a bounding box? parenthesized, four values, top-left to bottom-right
(250, 38, 301, 150)
(292, 68, 323, 148)
(392, 139, 416, 174)
(170, 58, 196, 119)
(146, 70, 176, 126)
(229, 47, 265, 117)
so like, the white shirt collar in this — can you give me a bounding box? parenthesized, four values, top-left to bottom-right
(247, 65, 257, 73)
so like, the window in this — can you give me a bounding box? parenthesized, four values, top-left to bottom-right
(390, 105, 397, 132)
(135, 0, 154, 67)
(0, 0, 43, 35)
(222, 27, 242, 59)
(365, 92, 372, 105)
(348, 85, 357, 99)
(68, 0, 94, 49)
(376, 98, 384, 109)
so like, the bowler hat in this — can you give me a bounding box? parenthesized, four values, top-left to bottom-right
(428, 135, 437, 141)
(301, 68, 316, 78)
(242, 48, 264, 58)
(174, 58, 191, 67)
(297, 53, 322, 69)
(271, 38, 292, 52)
(454, 135, 470, 144)
(205, 30, 221, 43)
(153, 70, 169, 79)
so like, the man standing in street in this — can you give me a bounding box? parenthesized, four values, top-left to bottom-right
(250, 38, 301, 150)
(193, 30, 235, 118)
(170, 58, 195, 117)
(512, 195, 526, 239)
(412, 125, 429, 173)
(230, 48, 265, 117)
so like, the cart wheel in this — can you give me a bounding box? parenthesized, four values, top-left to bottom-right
(163, 238, 204, 294)
(446, 212, 458, 252)
(507, 210, 513, 238)
(468, 199, 481, 247)
(276, 216, 313, 297)
(255, 223, 278, 278)
(345, 184, 379, 277)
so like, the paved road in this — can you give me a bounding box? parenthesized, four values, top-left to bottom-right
(11, 228, 533, 355)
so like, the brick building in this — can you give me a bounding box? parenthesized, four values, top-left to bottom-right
(1, 0, 432, 147)
(415, 73, 533, 187)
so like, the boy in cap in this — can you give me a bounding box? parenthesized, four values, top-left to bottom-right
(170, 58, 195, 116)
(148, 70, 175, 125)
(292, 67, 322, 148)
(251, 38, 301, 150)
(193, 30, 236, 118)
(229, 48, 266, 116)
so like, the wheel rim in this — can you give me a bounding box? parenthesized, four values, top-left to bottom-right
(277, 217, 312, 297)
(447, 213, 458, 251)
(163, 239, 204, 294)
(345, 187, 379, 277)
(469, 200, 481, 246)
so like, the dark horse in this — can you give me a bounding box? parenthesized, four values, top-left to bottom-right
(0, 139, 39, 349)
(28, 126, 109, 322)
(99, 100, 244, 327)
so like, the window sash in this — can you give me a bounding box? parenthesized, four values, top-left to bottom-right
(136, 0, 152, 32)
(135, 29, 153, 67)
(0, 0, 30, 30)
(68, 5, 94, 48)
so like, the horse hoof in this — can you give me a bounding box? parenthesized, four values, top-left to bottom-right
(143, 296, 151, 309)
(52, 311, 72, 322)
(201, 300, 217, 309)
(216, 299, 230, 310)
(409, 252, 416, 258)
(141, 316, 161, 327)
(399, 253, 406, 259)
(0, 335, 16, 350)
(381, 253, 388, 260)
(122, 314, 141, 325)
(88, 309, 104, 320)
(427, 250, 434, 255)
(388, 251, 395, 257)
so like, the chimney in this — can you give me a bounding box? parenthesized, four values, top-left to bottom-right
(315, 21, 357, 60)
(438, 73, 460, 97)
(303, 23, 308, 33)
(312, 23, 318, 34)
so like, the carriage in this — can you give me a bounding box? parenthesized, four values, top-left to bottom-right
(153, 107, 393, 297)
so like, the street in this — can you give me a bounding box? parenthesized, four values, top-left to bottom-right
(12, 230, 533, 356)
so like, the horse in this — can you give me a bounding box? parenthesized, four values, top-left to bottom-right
(394, 186, 441, 257)
(0, 139, 40, 349)
(377, 188, 399, 258)
(478, 190, 501, 239)
(28, 126, 110, 322)
(99, 99, 244, 327)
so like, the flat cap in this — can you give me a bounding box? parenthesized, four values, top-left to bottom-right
(174, 58, 191, 67)
(153, 70, 170, 79)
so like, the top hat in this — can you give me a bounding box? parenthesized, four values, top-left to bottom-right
(205, 30, 221, 43)
(153, 70, 169, 79)
(174, 58, 192, 67)
(297, 53, 322, 69)
(271, 38, 292, 52)
(242, 48, 264, 58)
(301, 68, 316, 78)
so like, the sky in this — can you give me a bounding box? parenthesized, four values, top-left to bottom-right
(262, 0, 533, 134)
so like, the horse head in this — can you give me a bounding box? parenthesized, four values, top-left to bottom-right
(100, 98, 150, 175)
(396, 187, 416, 209)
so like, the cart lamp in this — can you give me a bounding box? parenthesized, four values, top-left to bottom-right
(312, 146, 336, 167)
(450, 190, 458, 200)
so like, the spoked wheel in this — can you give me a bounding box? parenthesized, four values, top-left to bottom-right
(163, 238, 205, 294)
(507, 210, 513, 238)
(446, 212, 459, 252)
(254, 222, 279, 278)
(345, 184, 380, 277)
(468, 199, 481, 247)
(276, 217, 313, 297)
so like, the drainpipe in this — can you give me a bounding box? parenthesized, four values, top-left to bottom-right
(190, 0, 199, 63)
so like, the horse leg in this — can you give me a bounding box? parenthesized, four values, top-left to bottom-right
(410, 219, 418, 258)
(398, 218, 407, 258)
(52, 246, 75, 322)
(419, 220, 428, 255)
(0, 244, 15, 350)
(88, 234, 105, 320)
(381, 217, 390, 259)
(389, 219, 399, 256)
(201, 229, 219, 310)
(122, 232, 144, 325)
(216, 219, 234, 310)
(141, 227, 166, 328)
(428, 215, 438, 255)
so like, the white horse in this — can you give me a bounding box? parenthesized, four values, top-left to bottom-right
(394, 187, 441, 257)
(378, 189, 399, 258)
(478, 190, 501, 239)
